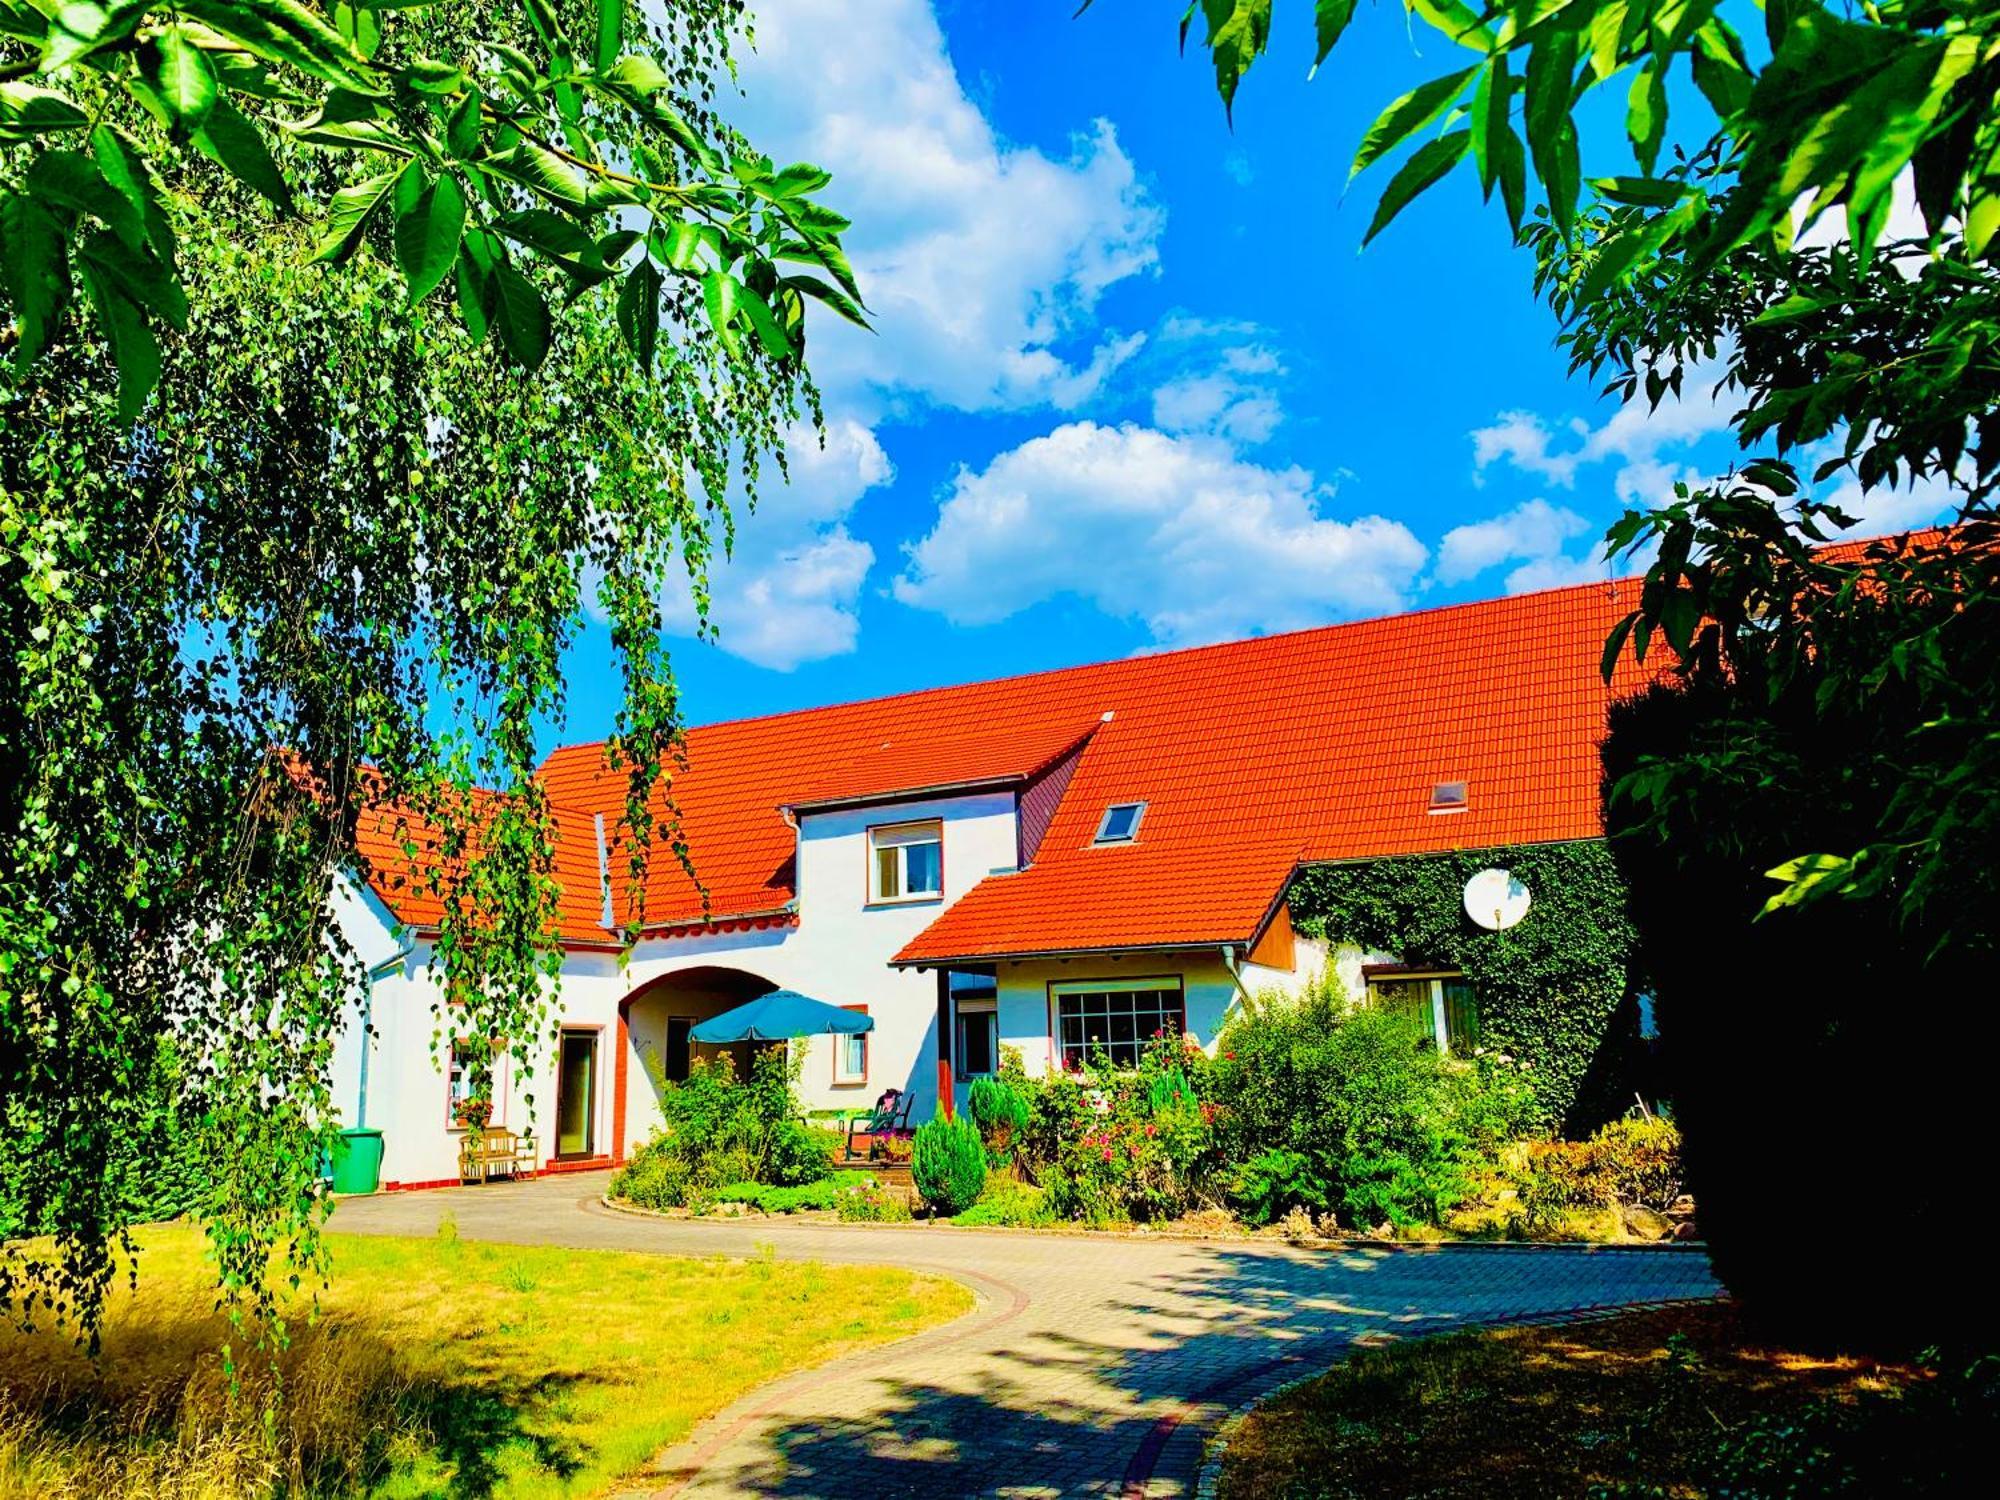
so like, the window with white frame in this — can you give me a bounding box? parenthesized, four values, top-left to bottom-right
(868, 820, 942, 903)
(1052, 979, 1186, 1070)
(834, 1006, 868, 1085)
(1364, 970, 1479, 1054)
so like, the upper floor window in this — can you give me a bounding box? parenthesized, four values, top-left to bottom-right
(1364, 969, 1479, 1054)
(869, 820, 942, 903)
(1093, 801, 1146, 844)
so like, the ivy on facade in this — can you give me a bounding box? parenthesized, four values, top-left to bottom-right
(1286, 840, 1646, 1133)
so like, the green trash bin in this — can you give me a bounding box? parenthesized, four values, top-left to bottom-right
(329, 1127, 384, 1195)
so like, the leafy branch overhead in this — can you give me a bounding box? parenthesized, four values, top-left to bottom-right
(0, 0, 868, 417)
(1169, 1, 1995, 274)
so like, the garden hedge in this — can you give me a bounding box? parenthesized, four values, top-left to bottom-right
(1287, 840, 1645, 1134)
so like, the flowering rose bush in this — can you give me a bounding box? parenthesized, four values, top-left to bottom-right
(1029, 1032, 1222, 1222)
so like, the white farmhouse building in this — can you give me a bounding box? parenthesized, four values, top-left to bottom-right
(328, 576, 1642, 1190)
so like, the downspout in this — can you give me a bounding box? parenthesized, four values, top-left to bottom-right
(1220, 944, 1258, 1020)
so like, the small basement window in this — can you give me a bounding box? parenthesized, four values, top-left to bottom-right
(1093, 802, 1146, 844)
(1428, 780, 1469, 814)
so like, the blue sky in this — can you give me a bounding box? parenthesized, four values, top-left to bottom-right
(552, 0, 1949, 748)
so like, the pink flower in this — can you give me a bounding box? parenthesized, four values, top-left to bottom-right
(1101, 1148, 1113, 1161)
(1145, 1124, 1158, 1138)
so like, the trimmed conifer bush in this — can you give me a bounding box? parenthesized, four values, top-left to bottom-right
(911, 1116, 986, 1215)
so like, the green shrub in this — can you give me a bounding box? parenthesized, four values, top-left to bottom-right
(1227, 1148, 1329, 1227)
(1587, 1115, 1682, 1212)
(966, 1076, 1030, 1164)
(1602, 677, 1993, 1350)
(911, 1116, 986, 1215)
(834, 1177, 912, 1222)
(610, 1145, 698, 1211)
(1212, 975, 1533, 1230)
(610, 1048, 830, 1210)
(1018, 1033, 1220, 1222)
(952, 1181, 1055, 1227)
(710, 1178, 844, 1214)
(1515, 1139, 1611, 1235)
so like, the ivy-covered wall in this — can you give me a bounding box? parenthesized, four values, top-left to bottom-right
(1286, 840, 1645, 1135)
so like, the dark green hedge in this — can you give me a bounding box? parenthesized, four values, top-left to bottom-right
(1286, 841, 1645, 1134)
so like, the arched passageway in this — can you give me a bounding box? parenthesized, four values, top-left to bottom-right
(616, 966, 778, 1158)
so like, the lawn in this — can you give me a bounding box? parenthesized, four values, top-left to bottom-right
(0, 1220, 970, 1499)
(1215, 1302, 1994, 1498)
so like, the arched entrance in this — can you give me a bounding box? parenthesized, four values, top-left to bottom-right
(615, 965, 778, 1159)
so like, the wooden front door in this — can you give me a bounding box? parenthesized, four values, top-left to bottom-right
(555, 1030, 597, 1159)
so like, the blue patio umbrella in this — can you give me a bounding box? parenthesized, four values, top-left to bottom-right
(688, 989, 876, 1044)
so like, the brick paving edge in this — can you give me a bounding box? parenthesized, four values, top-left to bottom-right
(1187, 1295, 1731, 1500)
(598, 1192, 1707, 1254)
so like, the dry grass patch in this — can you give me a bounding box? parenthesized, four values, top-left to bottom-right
(1215, 1302, 1991, 1498)
(0, 1220, 969, 1499)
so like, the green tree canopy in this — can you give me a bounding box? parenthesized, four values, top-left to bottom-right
(2, 0, 856, 1349)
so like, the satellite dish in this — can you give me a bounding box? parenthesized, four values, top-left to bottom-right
(1464, 868, 1531, 931)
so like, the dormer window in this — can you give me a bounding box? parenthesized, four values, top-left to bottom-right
(869, 820, 942, 904)
(1428, 781, 1468, 814)
(1093, 802, 1146, 844)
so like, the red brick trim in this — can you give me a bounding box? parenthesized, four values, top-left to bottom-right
(539, 1154, 613, 1176)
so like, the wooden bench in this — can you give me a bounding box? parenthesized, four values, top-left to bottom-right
(458, 1126, 537, 1183)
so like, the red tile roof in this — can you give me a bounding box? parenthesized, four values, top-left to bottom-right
(782, 718, 1102, 810)
(352, 785, 617, 944)
(358, 573, 1661, 955)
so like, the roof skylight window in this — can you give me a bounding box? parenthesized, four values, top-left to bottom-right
(1093, 802, 1146, 844)
(1429, 781, 1469, 814)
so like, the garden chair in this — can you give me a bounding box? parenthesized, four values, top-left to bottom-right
(844, 1089, 913, 1162)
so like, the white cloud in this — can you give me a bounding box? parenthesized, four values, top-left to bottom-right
(1435, 498, 1592, 585)
(1146, 320, 1286, 444)
(1821, 471, 1959, 536)
(892, 421, 1427, 645)
(653, 419, 891, 671)
(1471, 357, 1740, 505)
(634, 0, 1169, 665)
(726, 0, 1163, 416)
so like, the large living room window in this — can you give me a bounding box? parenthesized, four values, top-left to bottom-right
(869, 820, 942, 903)
(1364, 969, 1479, 1054)
(1052, 979, 1186, 1070)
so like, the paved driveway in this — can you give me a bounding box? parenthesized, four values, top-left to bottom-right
(332, 1173, 1719, 1498)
